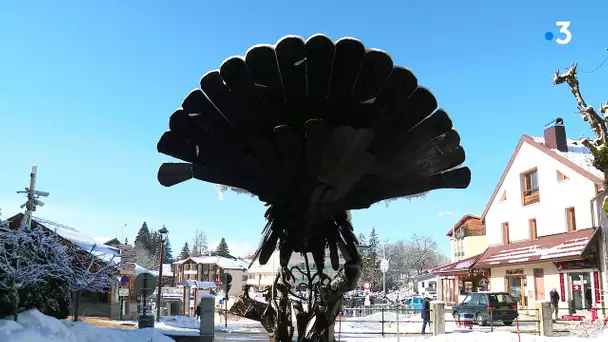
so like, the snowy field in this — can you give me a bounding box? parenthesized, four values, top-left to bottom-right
(0, 309, 172, 342)
(155, 315, 264, 335)
(1, 309, 606, 342)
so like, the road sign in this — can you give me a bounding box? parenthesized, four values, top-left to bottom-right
(380, 258, 389, 273)
(119, 288, 129, 297)
(119, 263, 136, 270)
(120, 269, 135, 275)
(120, 250, 136, 258)
(120, 257, 136, 263)
(362, 281, 371, 290)
(134, 273, 157, 297)
(120, 275, 130, 287)
(117, 244, 133, 250)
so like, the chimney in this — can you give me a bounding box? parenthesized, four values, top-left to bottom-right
(543, 117, 568, 152)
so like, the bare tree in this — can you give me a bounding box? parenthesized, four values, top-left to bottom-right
(191, 229, 208, 257)
(0, 212, 72, 321)
(384, 234, 447, 290)
(134, 243, 157, 270)
(553, 60, 608, 289)
(70, 243, 119, 321)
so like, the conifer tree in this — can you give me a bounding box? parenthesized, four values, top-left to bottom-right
(215, 238, 230, 257)
(178, 242, 191, 260)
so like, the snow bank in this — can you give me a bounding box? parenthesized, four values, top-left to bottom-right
(0, 309, 173, 342)
(156, 315, 263, 333)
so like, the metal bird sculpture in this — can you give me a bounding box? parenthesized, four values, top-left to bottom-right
(156, 34, 471, 342)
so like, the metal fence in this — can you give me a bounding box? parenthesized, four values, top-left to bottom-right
(335, 307, 433, 339)
(443, 307, 541, 335)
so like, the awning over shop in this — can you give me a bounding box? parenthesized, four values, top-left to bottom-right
(476, 228, 599, 268)
(430, 254, 484, 274)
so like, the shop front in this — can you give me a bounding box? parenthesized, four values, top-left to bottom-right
(555, 259, 602, 310)
(431, 254, 489, 305)
(476, 228, 602, 311)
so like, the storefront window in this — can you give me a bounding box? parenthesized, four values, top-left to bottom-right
(569, 272, 592, 309)
(507, 277, 522, 304)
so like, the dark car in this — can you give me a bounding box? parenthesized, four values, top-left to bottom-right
(452, 292, 518, 326)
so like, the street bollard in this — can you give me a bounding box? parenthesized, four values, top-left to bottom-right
(199, 294, 215, 342)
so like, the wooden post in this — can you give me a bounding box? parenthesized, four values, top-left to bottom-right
(431, 301, 445, 335)
(537, 301, 553, 337)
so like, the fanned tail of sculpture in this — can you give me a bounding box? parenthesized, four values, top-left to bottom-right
(156, 34, 471, 342)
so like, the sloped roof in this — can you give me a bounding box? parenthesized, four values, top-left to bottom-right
(476, 228, 599, 268)
(92, 236, 120, 245)
(480, 135, 604, 222)
(430, 254, 484, 274)
(173, 255, 247, 270)
(530, 136, 603, 179)
(445, 214, 482, 237)
(7, 213, 120, 264)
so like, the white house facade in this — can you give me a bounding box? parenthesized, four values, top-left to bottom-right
(477, 120, 605, 312)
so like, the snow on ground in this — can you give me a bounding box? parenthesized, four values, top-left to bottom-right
(343, 331, 608, 342)
(155, 315, 263, 335)
(0, 309, 172, 342)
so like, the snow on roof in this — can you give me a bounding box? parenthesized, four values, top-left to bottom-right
(134, 263, 155, 276)
(530, 136, 603, 179)
(173, 256, 247, 270)
(32, 216, 120, 262)
(92, 236, 117, 245)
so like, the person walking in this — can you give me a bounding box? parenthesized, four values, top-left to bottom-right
(549, 287, 560, 320)
(195, 302, 202, 321)
(421, 296, 431, 334)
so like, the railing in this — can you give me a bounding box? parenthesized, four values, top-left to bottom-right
(523, 188, 540, 205)
(551, 306, 608, 337)
(335, 307, 433, 339)
(443, 307, 541, 335)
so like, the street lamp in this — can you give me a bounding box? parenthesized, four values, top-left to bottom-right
(156, 225, 169, 322)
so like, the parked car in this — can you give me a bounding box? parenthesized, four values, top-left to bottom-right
(451, 292, 518, 326)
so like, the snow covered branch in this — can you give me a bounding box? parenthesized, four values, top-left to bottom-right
(553, 63, 608, 147)
(71, 244, 118, 293)
(0, 213, 73, 320)
(0, 223, 72, 292)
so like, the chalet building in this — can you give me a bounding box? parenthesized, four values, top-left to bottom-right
(5, 213, 129, 319)
(173, 256, 248, 297)
(246, 245, 368, 288)
(432, 214, 489, 305)
(476, 119, 605, 311)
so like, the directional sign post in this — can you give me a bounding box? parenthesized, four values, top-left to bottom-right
(117, 242, 136, 320)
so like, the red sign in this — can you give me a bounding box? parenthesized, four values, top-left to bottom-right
(362, 281, 371, 290)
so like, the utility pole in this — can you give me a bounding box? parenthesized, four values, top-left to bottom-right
(16, 165, 49, 230)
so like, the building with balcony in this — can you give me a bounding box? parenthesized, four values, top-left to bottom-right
(476, 119, 604, 311)
(246, 245, 368, 288)
(173, 256, 248, 297)
(432, 214, 489, 305)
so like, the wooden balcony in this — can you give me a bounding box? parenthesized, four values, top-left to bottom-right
(522, 188, 540, 206)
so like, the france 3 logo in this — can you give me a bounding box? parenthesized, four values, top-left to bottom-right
(545, 21, 572, 45)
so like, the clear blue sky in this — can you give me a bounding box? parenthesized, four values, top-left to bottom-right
(1, 1, 607, 259)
